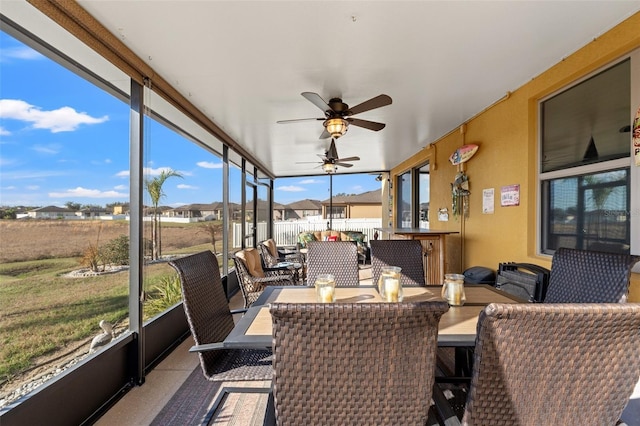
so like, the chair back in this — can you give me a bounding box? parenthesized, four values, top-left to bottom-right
(306, 241, 359, 286)
(370, 240, 426, 287)
(233, 250, 265, 307)
(462, 303, 640, 425)
(259, 241, 279, 267)
(168, 251, 236, 378)
(270, 301, 449, 425)
(544, 247, 639, 303)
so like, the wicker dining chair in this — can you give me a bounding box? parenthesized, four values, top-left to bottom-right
(305, 241, 359, 287)
(433, 303, 640, 426)
(370, 239, 426, 288)
(168, 251, 272, 382)
(543, 247, 640, 303)
(269, 301, 450, 425)
(233, 248, 296, 308)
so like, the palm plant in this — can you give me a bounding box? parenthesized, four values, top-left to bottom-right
(144, 169, 183, 260)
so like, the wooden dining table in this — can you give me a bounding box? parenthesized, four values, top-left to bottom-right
(224, 285, 525, 350)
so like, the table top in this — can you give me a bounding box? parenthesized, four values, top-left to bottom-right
(224, 285, 524, 349)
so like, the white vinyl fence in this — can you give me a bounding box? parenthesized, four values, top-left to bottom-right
(232, 218, 383, 248)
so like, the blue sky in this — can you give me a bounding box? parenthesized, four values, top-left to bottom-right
(0, 31, 383, 208)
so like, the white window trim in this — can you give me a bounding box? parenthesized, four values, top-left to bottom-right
(536, 49, 639, 272)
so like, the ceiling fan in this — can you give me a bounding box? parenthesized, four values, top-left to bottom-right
(297, 139, 360, 173)
(278, 92, 392, 139)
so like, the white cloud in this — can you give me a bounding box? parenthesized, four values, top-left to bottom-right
(351, 185, 364, 192)
(31, 144, 61, 155)
(49, 187, 127, 199)
(299, 179, 323, 184)
(177, 184, 198, 189)
(277, 185, 306, 192)
(197, 161, 223, 169)
(26, 185, 40, 190)
(113, 184, 127, 190)
(116, 166, 189, 178)
(0, 156, 14, 167)
(0, 126, 10, 136)
(0, 99, 108, 133)
(1, 186, 17, 190)
(0, 46, 44, 61)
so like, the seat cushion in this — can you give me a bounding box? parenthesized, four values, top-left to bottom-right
(236, 248, 265, 277)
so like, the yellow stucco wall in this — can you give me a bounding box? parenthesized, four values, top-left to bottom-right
(391, 12, 640, 300)
(349, 205, 382, 218)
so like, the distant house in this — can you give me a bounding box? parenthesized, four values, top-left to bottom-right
(77, 206, 111, 218)
(279, 199, 323, 220)
(27, 206, 77, 219)
(112, 204, 129, 215)
(322, 190, 382, 219)
(167, 202, 241, 221)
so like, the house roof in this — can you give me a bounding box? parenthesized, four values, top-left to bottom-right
(324, 190, 382, 205)
(30, 206, 74, 213)
(285, 199, 323, 210)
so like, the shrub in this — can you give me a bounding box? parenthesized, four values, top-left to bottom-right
(145, 274, 183, 318)
(80, 244, 103, 272)
(101, 235, 129, 265)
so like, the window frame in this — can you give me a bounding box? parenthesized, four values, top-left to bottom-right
(537, 50, 640, 265)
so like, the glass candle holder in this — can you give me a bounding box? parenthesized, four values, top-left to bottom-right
(378, 266, 403, 302)
(315, 274, 336, 303)
(442, 273, 466, 306)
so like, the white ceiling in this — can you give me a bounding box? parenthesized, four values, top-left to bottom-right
(5, 1, 640, 178)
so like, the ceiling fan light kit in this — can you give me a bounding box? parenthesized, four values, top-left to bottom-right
(324, 118, 348, 138)
(322, 162, 337, 174)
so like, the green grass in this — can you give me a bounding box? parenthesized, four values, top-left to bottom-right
(0, 256, 178, 383)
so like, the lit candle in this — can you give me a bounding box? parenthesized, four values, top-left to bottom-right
(385, 278, 400, 302)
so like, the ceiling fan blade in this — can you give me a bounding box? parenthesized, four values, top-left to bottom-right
(296, 161, 323, 164)
(337, 156, 360, 162)
(335, 162, 354, 168)
(348, 94, 392, 115)
(347, 118, 386, 131)
(319, 129, 331, 139)
(277, 118, 324, 124)
(302, 92, 331, 113)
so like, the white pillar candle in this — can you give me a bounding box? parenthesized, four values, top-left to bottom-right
(320, 285, 335, 303)
(385, 278, 400, 302)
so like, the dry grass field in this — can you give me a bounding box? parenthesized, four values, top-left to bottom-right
(0, 219, 213, 263)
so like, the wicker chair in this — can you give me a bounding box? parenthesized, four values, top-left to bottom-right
(305, 240, 360, 287)
(233, 248, 296, 308)
(259, 239, 304, 266)
(270, 301, 450, 425)
(370, 239, 426, 288)
(168, 251, 272, 382)
(543, 247, 640, 303)
(258, 240, 305, 284)
(433, 303, 640, 425)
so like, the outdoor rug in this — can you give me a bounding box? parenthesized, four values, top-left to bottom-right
(151, 364, 271, 426)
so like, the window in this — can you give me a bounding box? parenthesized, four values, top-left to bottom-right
(417, 163, 430, 227)
(540, 58, 634, 255)
(396, 171, 412, 227)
